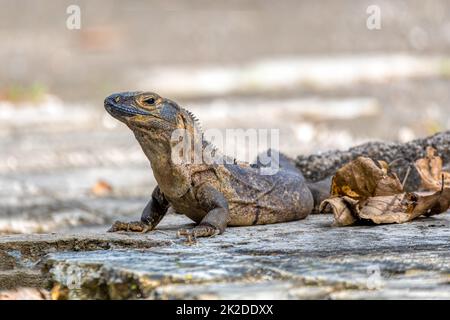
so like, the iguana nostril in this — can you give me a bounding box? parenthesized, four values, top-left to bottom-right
(104, 94, 116, 107)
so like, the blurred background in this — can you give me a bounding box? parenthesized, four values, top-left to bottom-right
(1, 0, 450, 234)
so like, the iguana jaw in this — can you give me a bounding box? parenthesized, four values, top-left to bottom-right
(104, 93, 151, 119)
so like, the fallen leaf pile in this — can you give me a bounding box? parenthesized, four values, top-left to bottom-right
(320, 152, 450, 227)
(330, 157, 403, 199)
(415, 146, 450, 191)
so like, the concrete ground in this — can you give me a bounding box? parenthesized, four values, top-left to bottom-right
(1, 213, 449, 299)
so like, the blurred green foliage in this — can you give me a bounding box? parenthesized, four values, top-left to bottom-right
(0, 83, 47, 103)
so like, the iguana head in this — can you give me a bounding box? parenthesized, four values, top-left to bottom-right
(105, 91, 201, 197)
(104, 91, 199, 136)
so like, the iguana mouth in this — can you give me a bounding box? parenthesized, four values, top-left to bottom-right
(104, 96, 151, 117)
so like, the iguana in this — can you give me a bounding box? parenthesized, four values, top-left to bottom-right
(105, 91, 330, 239)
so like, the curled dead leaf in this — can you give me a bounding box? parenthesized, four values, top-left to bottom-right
(50, 284, 69, 300)
(415, 146, 450, 191)
(331, 156, 403, 199)
(319, 196, 358, 226)
(321, 188, 450, 226)
(91, 179, 113, 196)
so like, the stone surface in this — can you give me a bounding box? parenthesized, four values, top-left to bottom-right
(0, 270, 47, 291)
(31, 213, 450, 300)
(0, 219, 176, 290)
(1, 192, 449, 299)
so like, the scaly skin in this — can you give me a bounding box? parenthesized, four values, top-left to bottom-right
(104, 91, 330, 239)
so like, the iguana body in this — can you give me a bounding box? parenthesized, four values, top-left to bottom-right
(105, 91, 329, 238)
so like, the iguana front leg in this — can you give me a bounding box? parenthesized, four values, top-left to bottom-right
(108, 186, 169, 233)
(178, 185, 229, 239)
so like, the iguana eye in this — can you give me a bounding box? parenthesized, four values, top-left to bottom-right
(143, 97, 156, 105)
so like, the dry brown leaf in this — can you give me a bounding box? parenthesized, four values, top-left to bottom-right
(319, 196, 358, 226)
(50, 284, 69, 300)
(330, 156, 403, 199)
(321, 188, 450, 226)
(91, 179, 113, 196)
(415, 146, 450, 191)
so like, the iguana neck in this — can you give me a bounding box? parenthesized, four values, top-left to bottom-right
(131, 124, 233, 197)
(132, 129, 192, 198)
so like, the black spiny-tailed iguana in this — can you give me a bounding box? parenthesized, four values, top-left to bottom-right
(104, 91, 330, 239)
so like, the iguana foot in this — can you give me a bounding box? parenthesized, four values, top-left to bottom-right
(108, 220, 151, 233)
(177, 224, 220, 242)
